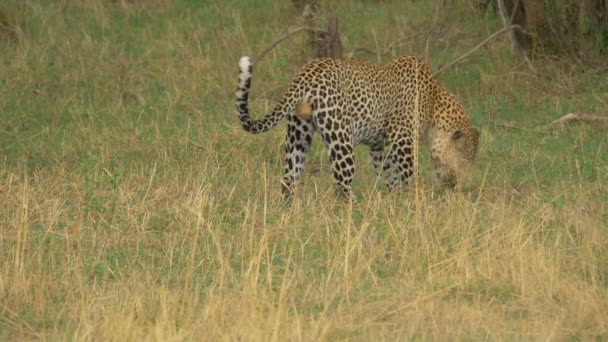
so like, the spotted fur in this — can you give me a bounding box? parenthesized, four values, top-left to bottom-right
(234, 55, 479, 197)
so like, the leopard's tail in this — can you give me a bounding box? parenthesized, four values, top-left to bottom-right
(235, 56, 290, 134)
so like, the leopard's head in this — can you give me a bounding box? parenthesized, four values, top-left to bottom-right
(431, 126, 480, 188)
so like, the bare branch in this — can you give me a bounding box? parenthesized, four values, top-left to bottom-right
(346, 47, 377, 58)
(347, 33, 423, 58)
(255, 26, 327, 65)
(433, 25, 528, 77)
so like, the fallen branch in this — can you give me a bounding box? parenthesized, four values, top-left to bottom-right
(433, 24, 528, 77)
(255, 26, 327, 64)
(543, 113, 608, 128)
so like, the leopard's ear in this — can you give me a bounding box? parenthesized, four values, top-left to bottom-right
(451, 130, 465, 142)
(451, 130, 469, 150)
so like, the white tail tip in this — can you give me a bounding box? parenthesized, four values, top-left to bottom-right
(239, 56, 252, 71)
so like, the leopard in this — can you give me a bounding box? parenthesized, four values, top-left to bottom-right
(234, 55, 480, 198)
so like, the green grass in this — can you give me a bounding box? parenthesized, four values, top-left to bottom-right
(1, 0, 607, 340)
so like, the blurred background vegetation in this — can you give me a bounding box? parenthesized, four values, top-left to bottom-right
(483, 0, 608, 56)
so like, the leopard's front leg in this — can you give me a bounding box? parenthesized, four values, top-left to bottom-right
(386, 130, 416, 190)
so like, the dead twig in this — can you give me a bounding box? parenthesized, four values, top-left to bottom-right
(186, 139, 206, 150)
(255, 26, 327, 65)
(542, 113, 608, 128)
(433, 25, 528, 77)
(346, 47, 377, 58)
(347, 33, 423, 58)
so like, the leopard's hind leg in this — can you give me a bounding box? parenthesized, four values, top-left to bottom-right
(315, 110, 355, 198)
(281, 114, 314, 198)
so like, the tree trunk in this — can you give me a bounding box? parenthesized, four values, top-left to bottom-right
(303, 2, 342, 59)
(486, 0, 607, 55)
(580, 0, 605, 33)
(497, 0, 523, 54)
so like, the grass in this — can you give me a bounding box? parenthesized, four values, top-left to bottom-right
(1, 0, 607, 340)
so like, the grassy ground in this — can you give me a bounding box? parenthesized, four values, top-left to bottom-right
(1, 0, 607, 340)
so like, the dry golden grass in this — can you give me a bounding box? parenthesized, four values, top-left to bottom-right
(1, 0, 607, 340)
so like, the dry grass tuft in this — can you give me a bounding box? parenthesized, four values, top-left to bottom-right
(0, 8, 24, 44)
